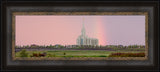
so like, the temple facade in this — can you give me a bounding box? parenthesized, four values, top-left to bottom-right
(76, 18, 98, 46)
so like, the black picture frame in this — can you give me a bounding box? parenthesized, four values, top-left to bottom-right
(1, 0, 159, 71)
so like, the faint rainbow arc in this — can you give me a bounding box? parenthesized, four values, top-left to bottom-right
(95, 17, 107, 46)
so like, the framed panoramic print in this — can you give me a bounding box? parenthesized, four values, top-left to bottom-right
(1, 1, 159, 71)
(12, 12, 148, 60)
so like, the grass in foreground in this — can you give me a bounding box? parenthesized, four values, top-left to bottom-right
(15, 50, 145, 57)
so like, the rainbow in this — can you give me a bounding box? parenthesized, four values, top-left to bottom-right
(94, 17, 107, 46)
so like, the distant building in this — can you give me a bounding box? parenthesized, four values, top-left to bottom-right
(72, 45, 79, 48)
(77, 18, 98, 46)
(66, 45, 72, 48)
(54, 44, 62, 48)
(66, 45, 79, 48)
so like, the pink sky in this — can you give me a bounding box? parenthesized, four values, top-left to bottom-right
(15, 15, 145, 46)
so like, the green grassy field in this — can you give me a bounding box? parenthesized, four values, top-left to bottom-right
(15, 50, 145, 57)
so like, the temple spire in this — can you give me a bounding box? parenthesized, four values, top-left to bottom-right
(83, 17, 84, 28)
(81, 17, 86, 36)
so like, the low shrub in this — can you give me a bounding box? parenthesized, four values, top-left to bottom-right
(31, 52, 47, 57)
(108, 52, 145, 57)
(19, 49, 28, 57)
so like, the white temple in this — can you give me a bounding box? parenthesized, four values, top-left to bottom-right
(76, 18, 98, 46)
